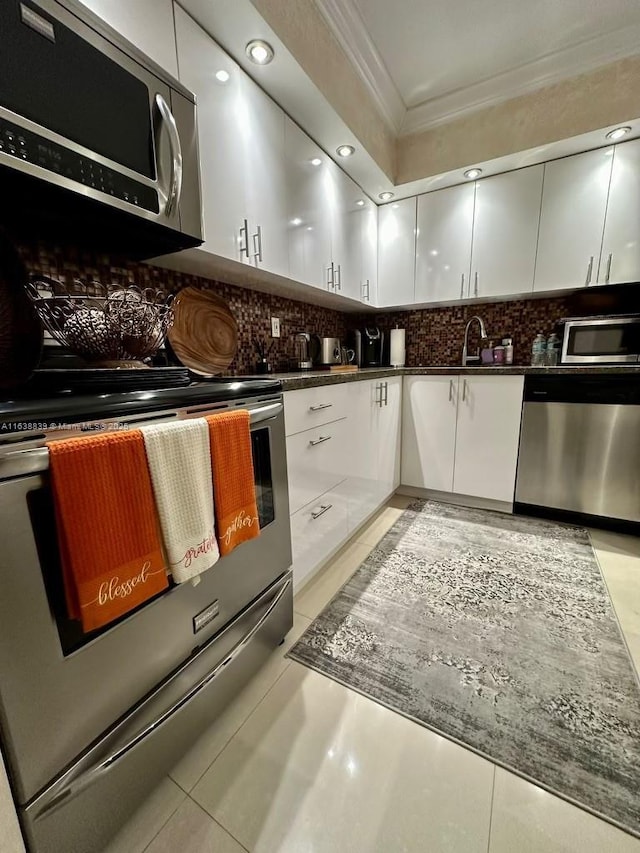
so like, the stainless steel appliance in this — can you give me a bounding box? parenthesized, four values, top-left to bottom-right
(515, 375, 640, 526)
(0, 0, 203, 257)
(0, 378, 292, 853)
(560, 315, 640, 364)
(294, 332, 313, 370)
(353, 327, 384, 367)
(311, 335, 341, 366)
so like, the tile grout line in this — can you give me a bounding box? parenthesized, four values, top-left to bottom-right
(190, 798, 252, 853)
(139, 784, 188, 853)
(485, 764, 497, 853)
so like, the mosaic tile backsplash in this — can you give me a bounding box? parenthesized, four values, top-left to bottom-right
(15, 236, 640, 372)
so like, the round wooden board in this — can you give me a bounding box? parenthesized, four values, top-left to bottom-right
(167, 286, 238, 375)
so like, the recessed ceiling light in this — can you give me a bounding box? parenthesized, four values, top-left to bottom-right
(215, 69, 230, 83)
(356, 199, 365, 206)
(464, 168, 482, 179)
(606, 126, 631, 140)
(379, 191, 394, 201)
(310, 157, 322, 166)
(246, 39, 274, 65)
(290, 217, 302, 226)
(336, 145, 355, 157)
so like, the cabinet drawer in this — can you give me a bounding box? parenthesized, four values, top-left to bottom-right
(286, 418, 349, 514)
(284, 384, 348, 436)
(290, 486, 349, 590)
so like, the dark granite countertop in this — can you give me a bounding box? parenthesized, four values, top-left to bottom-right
(235, 365, 640, 391)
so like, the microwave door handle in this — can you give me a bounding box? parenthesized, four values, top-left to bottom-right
(30, 577, 292, 820)
(155, 93, 183, 218)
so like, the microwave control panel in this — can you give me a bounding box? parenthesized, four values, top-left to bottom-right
(0, 116, 159, 214)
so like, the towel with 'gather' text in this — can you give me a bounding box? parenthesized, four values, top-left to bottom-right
(141, 418, 219, 583)
(47, 430, 168, 632)
(207, 409, 260, 556)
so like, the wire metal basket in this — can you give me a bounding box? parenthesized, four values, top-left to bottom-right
(25, 276, 175, 368)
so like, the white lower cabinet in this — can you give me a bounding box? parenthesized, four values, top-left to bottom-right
(290, 483, 349, 591)
(285, 377, 402, 589)
(401, 374, 524, 504)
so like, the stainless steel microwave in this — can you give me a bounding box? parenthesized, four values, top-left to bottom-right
(0, 0, 203, 257)
(561, 316, 640, 364)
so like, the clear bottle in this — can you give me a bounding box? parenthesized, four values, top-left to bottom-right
(546, 332, 561, 366)
(531, 333, 546, 367)
(502, 337, 514, 365)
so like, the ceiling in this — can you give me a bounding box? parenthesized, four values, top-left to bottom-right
(316, 0, 640, 134)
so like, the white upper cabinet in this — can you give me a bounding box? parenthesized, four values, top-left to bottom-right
(285, 119, 332, 290)
(360, 197, 378, 305)
(598, 139, 640, 285)
(415, 183, 475, 303)
(470, 166, 543, 298)
(174, 8, 288, 277)
(378, 198, 417, 306)
(534, 148, 613, 292)
(328, 162, 364, 300)
(77, 0, 178, 76)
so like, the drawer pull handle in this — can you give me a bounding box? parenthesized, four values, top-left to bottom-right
(311, 504, 332, 520)
(309, 403, 332, 411)
(309, 435, 331, 446)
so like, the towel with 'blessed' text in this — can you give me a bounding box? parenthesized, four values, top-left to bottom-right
(47, 430, 168, 632)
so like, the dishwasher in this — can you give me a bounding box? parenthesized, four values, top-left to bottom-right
(515, 374, 640, 527)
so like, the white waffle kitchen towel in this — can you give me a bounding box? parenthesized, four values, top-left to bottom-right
(141, 418, 219, 583)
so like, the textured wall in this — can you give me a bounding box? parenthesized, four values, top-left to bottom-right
(251, 0, 396, 179)
(397, 57, 640, 183)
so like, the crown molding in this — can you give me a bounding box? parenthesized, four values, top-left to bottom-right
(401, 23, 640, 136)
(313, 0, 406, 134)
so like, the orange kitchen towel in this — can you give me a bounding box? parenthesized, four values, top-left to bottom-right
(47, 430, 168, 632)
(206, 410, 260, 556)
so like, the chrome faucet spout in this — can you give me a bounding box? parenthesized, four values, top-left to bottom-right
(462, 315, 488, 366)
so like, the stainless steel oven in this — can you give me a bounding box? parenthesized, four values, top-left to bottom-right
(0, 380, 292, 853)
(0, 0, 203, 257)
(561, 315, 640, 364)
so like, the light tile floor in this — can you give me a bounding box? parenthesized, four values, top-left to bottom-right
(106, 496, 640, 852)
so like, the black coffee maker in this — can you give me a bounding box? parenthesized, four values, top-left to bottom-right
(352, 327, 384, 367)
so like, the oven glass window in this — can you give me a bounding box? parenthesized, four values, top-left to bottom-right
(567, 324, 640, 357)
(28, 426, 274, 655)
(1, 1, 155, 178)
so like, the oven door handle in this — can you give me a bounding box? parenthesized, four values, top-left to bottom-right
(249, 401, 283, 426)
(30, 576, 292, 820)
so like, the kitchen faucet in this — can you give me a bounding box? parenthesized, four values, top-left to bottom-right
(462, 315, 488, 366)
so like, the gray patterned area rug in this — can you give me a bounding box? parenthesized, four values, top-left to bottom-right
(288, 500, 640, 837)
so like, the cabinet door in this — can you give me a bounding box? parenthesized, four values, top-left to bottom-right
(290, 484, 349, 591)
(240, 74, 289, 277)
(471, 166, 543, 298)
(401, 376, 457, 492)
(415, 184, 474, 303)
(452, 375, 524, 503)
(77, 0, 178, 76)
(534, 149, 613, 292)
(327, 162, 362, 300)
(377, 198, 417, 306)
(598, 139, 640, 285)
(377, 377, 402, 499)
(343, 379, 380, 530)
(360, 197, 378, 305)
(284, 119, 332, 289)
(174, 9, 248, 262)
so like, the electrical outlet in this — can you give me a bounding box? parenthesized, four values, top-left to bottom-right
(271, 317, 281, 338)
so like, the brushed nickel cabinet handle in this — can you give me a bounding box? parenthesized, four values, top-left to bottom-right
(605, 252, 613, 284)
(326, 264, 334, 290)
(239, 219, 250, 259)
(334, 264, 342, 291)
(474, 272, 478, 297)
(252, 225, 263, 263)
(462, 379, 468, 401)
(460, 273, 465, 299)
(309, 435, 331, 446)
(309, 403, 332, 411)
(449, 379, 454, 401)
(585, 256, 594, 286)
(311, 504, 332, 520)
(383, 381, 388, 406)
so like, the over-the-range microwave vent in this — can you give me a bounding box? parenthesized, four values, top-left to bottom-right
(0, 0, 203, 259)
